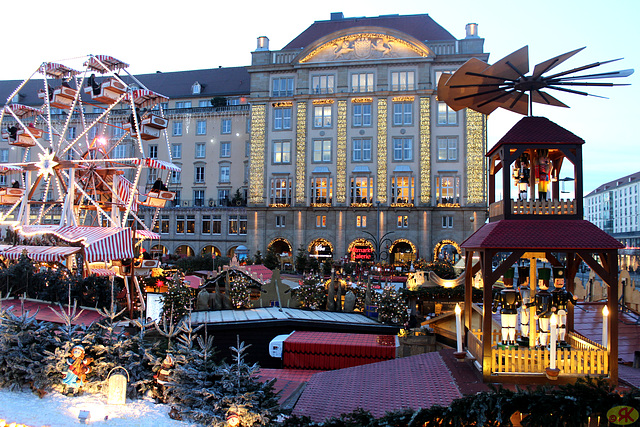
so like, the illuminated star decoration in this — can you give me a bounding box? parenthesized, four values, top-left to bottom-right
(35, 150, 59, 178)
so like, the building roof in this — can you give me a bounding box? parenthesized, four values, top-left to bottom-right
(461, 219, 623, 250)
(585, 170, 640, 197)
(486, 116, 585, 157)
(0, 67, 250, 107)
(291, 351, 462, 422)
(284, 13, 456, 50)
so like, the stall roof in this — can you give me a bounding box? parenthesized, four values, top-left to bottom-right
(0, 244, 80, 262)
(189, 307, 382, 326)
(462, 219, 623, 250)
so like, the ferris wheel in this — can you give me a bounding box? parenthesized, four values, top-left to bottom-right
(0, 55, 179, 238)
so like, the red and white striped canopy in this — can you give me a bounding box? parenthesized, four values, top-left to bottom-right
(5, 104, 43, 119)
(0, 164, 24, 172)
(41, 63, 79, 79)
(131, 158, 181, 172)
(125, 89, 169, 108)
(90, 268, 117, 277)
(135, 229, 160, 240)
(17, 225, 134, 263)
(116, 176, 138, 212)
(84, 55, 129, 73)
(0, 245, 80, 262)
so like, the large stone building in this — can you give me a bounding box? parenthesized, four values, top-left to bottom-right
(0, 12, 489, 264)
(246, 12, 489, 264)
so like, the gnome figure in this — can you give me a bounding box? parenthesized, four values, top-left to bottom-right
(551, 266, 578, 346)
(517, 266, 531, 346)
(529, 267, 553, 347)
(492, 268, 522, 347)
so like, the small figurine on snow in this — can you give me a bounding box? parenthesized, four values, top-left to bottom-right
(152, 353, 175, 402)
(62, 345, 93, 392)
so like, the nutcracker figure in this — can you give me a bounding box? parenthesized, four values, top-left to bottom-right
(535, 149, 551, 200)
(512, 154, 531, 200)
(492, 268, 522, 347)
(517, 266, 531, 347)
(528, 267, 553, 347)
(551, 266, 578, 347)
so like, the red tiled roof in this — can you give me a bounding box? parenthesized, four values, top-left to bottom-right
(2, 298, 104, 326)
(292, 351, 462, 422)
(254, 369, 320, 404)
(462, 220, 623, 250)
(487, 116, 584, 157)
(284, 14, 455, 50)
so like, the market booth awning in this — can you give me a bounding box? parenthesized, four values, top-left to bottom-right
(0, 244, 80, 262)
(17, 225, 134, 263)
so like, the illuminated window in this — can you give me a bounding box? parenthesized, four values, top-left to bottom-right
(356, 215, 367, 228)
(350, 176, 373, 204)
(176, 215, 185, 234)
(437, 102, 458, 125)
(352, 103, 372, 127)
(397, 215, 409, 228)
(316, 215, 327, 228)
(270, 177, 292, 205)
(160, 215, 169, 234)
(274, 107, 292, 130)
(312, 75, 335, 94)
(186, 215, 196, 233)
(436, 175, 461, 205)
(437, 137, 458, 161)
(391, 176, 414, 204)
(351, 73, 374, 93)
(310, 177, 332, 204)
(212, 214, 222, 234)
(391, 71, 415, 91)
(313, 105, 332, 128)
(202, 215, 211, 234)
(393, 102, 413, 125)
(352, 138, 372, 162)
(273, 140, 291, 164)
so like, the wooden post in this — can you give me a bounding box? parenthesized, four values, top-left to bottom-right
(608, 250, 619, 384)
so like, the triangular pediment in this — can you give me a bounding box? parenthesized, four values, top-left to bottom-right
(298, 26, 434, 64)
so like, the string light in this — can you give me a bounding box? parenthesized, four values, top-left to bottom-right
(295, 102, 307, 204)
(419, 97, 431, 203)
(376, 98, 387, 203)
(465, 109, 486, 204)
(336, 100, 347, 203)
(248, 104, 266, 204)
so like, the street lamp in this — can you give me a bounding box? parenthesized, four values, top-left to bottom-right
(361, 229, 393, 263)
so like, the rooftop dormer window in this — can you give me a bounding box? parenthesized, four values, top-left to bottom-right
(192, 82, 201, 95)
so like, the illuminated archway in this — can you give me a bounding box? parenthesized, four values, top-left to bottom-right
(389, 239, 417, 264)
(175, 245, 194, 257)
(348, 238, 374, 262)
(308, 238, 334, 260)
(433, 239, 461, 262)
(268, 238, 292, 256)
(150, 244, 168, 258)
(201, 245, 221, 257)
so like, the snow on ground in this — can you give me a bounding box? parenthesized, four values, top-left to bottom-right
(0, 389, 198, 426)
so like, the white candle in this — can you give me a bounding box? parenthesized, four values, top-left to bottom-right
(550, 314, 557, 370)
(455, 303, 463, 353)
(602, 305, 609, 349)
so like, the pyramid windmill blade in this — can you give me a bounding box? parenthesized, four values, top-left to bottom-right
(483, 46, 530, 80)
(532, 90, 569, 108)
(437, 58, 493, 111)
(556, 68, 635, 81)
(532, 47, 585, 78)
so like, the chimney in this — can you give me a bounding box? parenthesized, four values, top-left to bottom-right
(330, 12, 344, 21)
(465, 23, 479, 38)
(256, 36, 269, 51)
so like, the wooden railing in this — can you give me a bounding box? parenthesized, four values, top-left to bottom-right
(490, 199, 577, 217)
(469, 330, 608, 376)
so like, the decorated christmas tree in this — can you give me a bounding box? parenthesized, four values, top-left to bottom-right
(376, 286, 409, 325)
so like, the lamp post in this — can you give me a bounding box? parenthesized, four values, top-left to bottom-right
(362, 230, 394, 264)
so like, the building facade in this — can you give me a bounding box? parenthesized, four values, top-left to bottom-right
(0, 12, 490, 264)
(585, 171, 640, 270)
(246, 13, 489, 264)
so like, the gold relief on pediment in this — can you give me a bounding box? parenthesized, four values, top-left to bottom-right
(299, 33, 432, 63)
